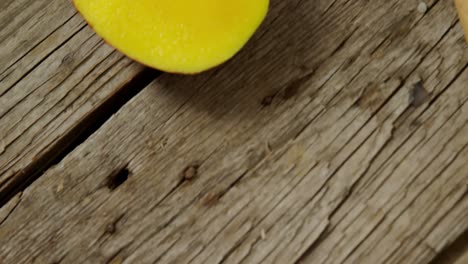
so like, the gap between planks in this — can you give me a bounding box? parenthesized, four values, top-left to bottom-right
(0, 68, 160, 206)
(0, 0, 164, 205)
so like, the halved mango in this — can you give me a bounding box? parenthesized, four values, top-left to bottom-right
(456, 0, 468, 42)
(73, 0, 269, 73)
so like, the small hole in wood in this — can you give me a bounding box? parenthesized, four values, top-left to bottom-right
(182, 164, 199, 181)
(107, 167, 130, 190)
(106, 222, 116, 234)
(410, 81, 431, 107)
(261, 95, 274, 106)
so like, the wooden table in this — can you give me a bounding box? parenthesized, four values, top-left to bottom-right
(1, 0, 467, 263)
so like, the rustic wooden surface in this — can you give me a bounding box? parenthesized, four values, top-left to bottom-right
(0, 0, 153, 198)
(0, 0, 467, 263)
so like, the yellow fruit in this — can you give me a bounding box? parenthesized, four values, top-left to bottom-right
(73, 0, 269, 73)
(456, 0, 468, 42)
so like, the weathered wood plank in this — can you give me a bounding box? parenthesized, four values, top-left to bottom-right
(0, 0, 152, 196)
(0, 0, 467, 263)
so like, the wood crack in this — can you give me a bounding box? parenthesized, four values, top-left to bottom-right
(0, 68, 160, 207)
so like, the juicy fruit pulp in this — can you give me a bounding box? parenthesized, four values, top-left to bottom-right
(73, 0, 269, 73)
(456, 0, 468, 42)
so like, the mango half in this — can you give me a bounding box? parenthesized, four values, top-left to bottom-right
(73, 0, 269, 73)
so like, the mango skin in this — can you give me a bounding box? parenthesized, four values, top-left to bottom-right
(73, 0, 269, 74)
(456, 0, 468, 42)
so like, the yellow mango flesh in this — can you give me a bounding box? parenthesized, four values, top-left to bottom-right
(73, 0, 269, 73)
(456, 0, 468, 42)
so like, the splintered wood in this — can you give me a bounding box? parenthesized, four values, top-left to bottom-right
(0, 0, 147, 195)
(0, 0, 467, 263)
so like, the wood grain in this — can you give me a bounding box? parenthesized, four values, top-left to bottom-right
(1, 0, 467, 263)
(0, 0, 151, 196)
